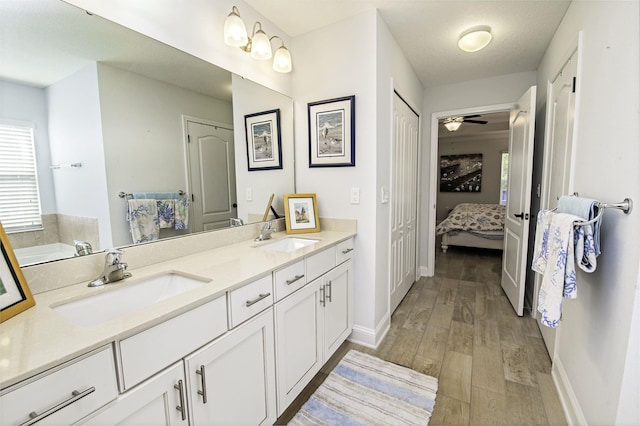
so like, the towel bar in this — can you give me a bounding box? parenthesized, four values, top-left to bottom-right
(118, 190, 186, 199)
(568, 197, 633, 226)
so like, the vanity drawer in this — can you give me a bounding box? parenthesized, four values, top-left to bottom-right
(306, 247, 336, 282)
(118, 296, 227, 391)
(0, 346, 117, 426)
(273, 260, 306, 301)
(228, 275, 273, 328)
(336, 238, 355, 265)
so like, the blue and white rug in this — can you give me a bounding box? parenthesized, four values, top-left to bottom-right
(289, 350, 438, 425)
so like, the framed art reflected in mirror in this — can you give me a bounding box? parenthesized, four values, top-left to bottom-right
(245, 109, 282, 171)
(0, 223, 35, 323)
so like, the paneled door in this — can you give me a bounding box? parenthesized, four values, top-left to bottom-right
(390, 93, 419, 313)
(185, 118, 237, 232)
(501, 86, 537, 316)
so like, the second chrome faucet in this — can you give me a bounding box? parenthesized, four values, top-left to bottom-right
(88, 249, 131, 287)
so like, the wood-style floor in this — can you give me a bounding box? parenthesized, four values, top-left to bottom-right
(276, 246, 567, 425)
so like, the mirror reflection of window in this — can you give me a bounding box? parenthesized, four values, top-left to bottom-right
(500, 151, 509, 205)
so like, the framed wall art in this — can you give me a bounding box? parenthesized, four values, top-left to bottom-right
(439, 153, 483, 192)
(283, 193, 320, 234)
(0, 223, 35, 323)
(308, 95, 355, 167)
(245, 109, 282, 171)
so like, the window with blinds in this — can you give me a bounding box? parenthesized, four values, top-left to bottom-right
(0, 122, 43, 232)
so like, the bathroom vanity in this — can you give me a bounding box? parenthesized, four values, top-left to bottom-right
(0, 229, 355, 425)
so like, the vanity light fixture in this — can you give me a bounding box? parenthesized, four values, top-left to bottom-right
(223, 6, 293, 73)
(443, 117, 464, 132)
(458, 26, 493, 53)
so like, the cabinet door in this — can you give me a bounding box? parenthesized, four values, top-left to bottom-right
(186, 308, 276, 426)
(81, 362, 187, 425)
(274, 280, 323, 415)
(323, 260, 354, 360)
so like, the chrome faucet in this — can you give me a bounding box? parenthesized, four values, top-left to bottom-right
(254, 220, 276, 242)
(88, 249, 132, 287)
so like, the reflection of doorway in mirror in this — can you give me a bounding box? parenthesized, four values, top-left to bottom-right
(185, 118, 237, 232)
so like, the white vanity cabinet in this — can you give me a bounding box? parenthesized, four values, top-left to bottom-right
(81, 362, 187, 425)
(0, 346, 117, 426)
(274, 239, 354, 415)
(185, 308, 276, 425)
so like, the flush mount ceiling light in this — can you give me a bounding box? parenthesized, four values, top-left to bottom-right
(223, 6, 293, 73)
(458, 26, 493, 53)
(443, 117, 464, 132)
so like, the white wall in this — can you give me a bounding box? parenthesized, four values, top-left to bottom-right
(96, 63, 233, 247)
(535, 1, 640, 424)
(232, 74, 295, 223)
(46, 63, 112, 248)
(62, 0, 292, 97)
(0, 80, 57, 214)
(419, 71, 536, 273)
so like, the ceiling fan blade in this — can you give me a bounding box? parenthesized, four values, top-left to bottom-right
(463, 114, 481, 118)
(464, 119, 488, 124)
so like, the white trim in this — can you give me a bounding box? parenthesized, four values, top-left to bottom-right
(552, 357, 586, 426)
(427, 102, 515, 277)
(418, 265, 431, 278)
(348, 314, 390, 349)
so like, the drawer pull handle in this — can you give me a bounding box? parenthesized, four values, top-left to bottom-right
(326, 281, 332, 302)
(174, 380, 187, 421)
(246, 292, 271, 307)
(196, 365, 208, 404)
(320, 285, 326, 307)
(20, 387, 95, 426)
(342, 248, 354, 254)
(285, 274, 305, 285)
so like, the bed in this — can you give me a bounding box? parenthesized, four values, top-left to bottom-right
(436, 203, 505, 253)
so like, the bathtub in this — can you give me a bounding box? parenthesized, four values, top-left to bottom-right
(15, 243, 76, 266)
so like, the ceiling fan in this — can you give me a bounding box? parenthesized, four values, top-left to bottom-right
(443, 114, 488, 132)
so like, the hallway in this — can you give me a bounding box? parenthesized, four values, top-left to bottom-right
(277, 247, 567, 425)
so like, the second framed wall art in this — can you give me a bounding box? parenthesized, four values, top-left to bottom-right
(308, 95, 355, 167)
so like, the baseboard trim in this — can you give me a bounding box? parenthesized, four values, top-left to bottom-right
(348, 314, 390, 349)
(552, 357, 587, 425)
(418, 266, 432, 278)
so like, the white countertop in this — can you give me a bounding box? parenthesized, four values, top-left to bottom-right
(0, 230, 354, 390)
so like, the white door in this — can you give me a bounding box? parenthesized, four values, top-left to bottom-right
(536, 51, 579, 355)
(186, 119, 237, 232)
(501, 86, 537, 316)
(390, 93, 419, 312)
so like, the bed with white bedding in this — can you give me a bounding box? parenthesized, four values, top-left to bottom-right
(436, 203, 505, 252)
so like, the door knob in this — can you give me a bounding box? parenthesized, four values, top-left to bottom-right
(514, 212, 529, 220)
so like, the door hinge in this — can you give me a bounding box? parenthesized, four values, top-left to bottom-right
(572, 76, 577, 93)
(191, 194, 195, 202)
(187, 134, 191, 143)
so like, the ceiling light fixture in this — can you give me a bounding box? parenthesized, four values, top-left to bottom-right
(223, 6, 293, 73)
(458, 26, 493, 53)
(443, 117, 464, 132)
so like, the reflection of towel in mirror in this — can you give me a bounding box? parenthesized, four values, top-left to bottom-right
(157, 200, 175, 229)
(557, 196, 602, 256)
(126, 199, 159, 243)
(132, 192, 179, 200)
(175, 197, 189, 230)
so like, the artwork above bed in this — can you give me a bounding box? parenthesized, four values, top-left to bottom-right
(439, 153, 483, 192)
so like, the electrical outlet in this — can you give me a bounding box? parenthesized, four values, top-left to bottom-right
(246, 187, 253, 201)
(350, 187, 360, 204)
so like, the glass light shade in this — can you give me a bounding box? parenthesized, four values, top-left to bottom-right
(250, 30, 272, 60)
(224, 11, 248, 47)
(273, 46, 292, 73)
(458, 27, 492, 52)
(444, 118, 463, 132)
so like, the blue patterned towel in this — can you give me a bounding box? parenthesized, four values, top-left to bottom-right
(175, 197, 189, 230)
(157, 200, 175, 229)
(126, 199, 159, 244)
(557, 196, 602, 256)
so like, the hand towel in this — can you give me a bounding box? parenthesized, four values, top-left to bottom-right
(574, 223, 597, 273)
(126, 199, 159, 244)
(557, 196, 602, 256)
(175, 197, 189, 230)
(157, 199, 175, 229)
(532, 210, 582, 328)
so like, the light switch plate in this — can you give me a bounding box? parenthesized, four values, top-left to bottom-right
(381, 186, 389, 204)
(246, 187, 253, 201)
(350, 187, 360, 204)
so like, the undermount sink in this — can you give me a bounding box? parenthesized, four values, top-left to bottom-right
(258, 237, 319, 253)
(52, 272, 210, 327)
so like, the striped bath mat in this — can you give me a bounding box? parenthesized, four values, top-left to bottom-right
(289, 350, 438, 425)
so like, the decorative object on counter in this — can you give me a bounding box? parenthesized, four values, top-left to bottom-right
(0, 223, 35, 322)
(245, 109, 282, 171)
(223, 6, 293, 73)
(289, 350, 438, 425)
(284, 194, 320, 234)
(439, 153, 483, 192)
(308, 96, 356, 167)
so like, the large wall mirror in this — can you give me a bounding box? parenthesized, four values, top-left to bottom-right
(0, 0, 295, 267)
